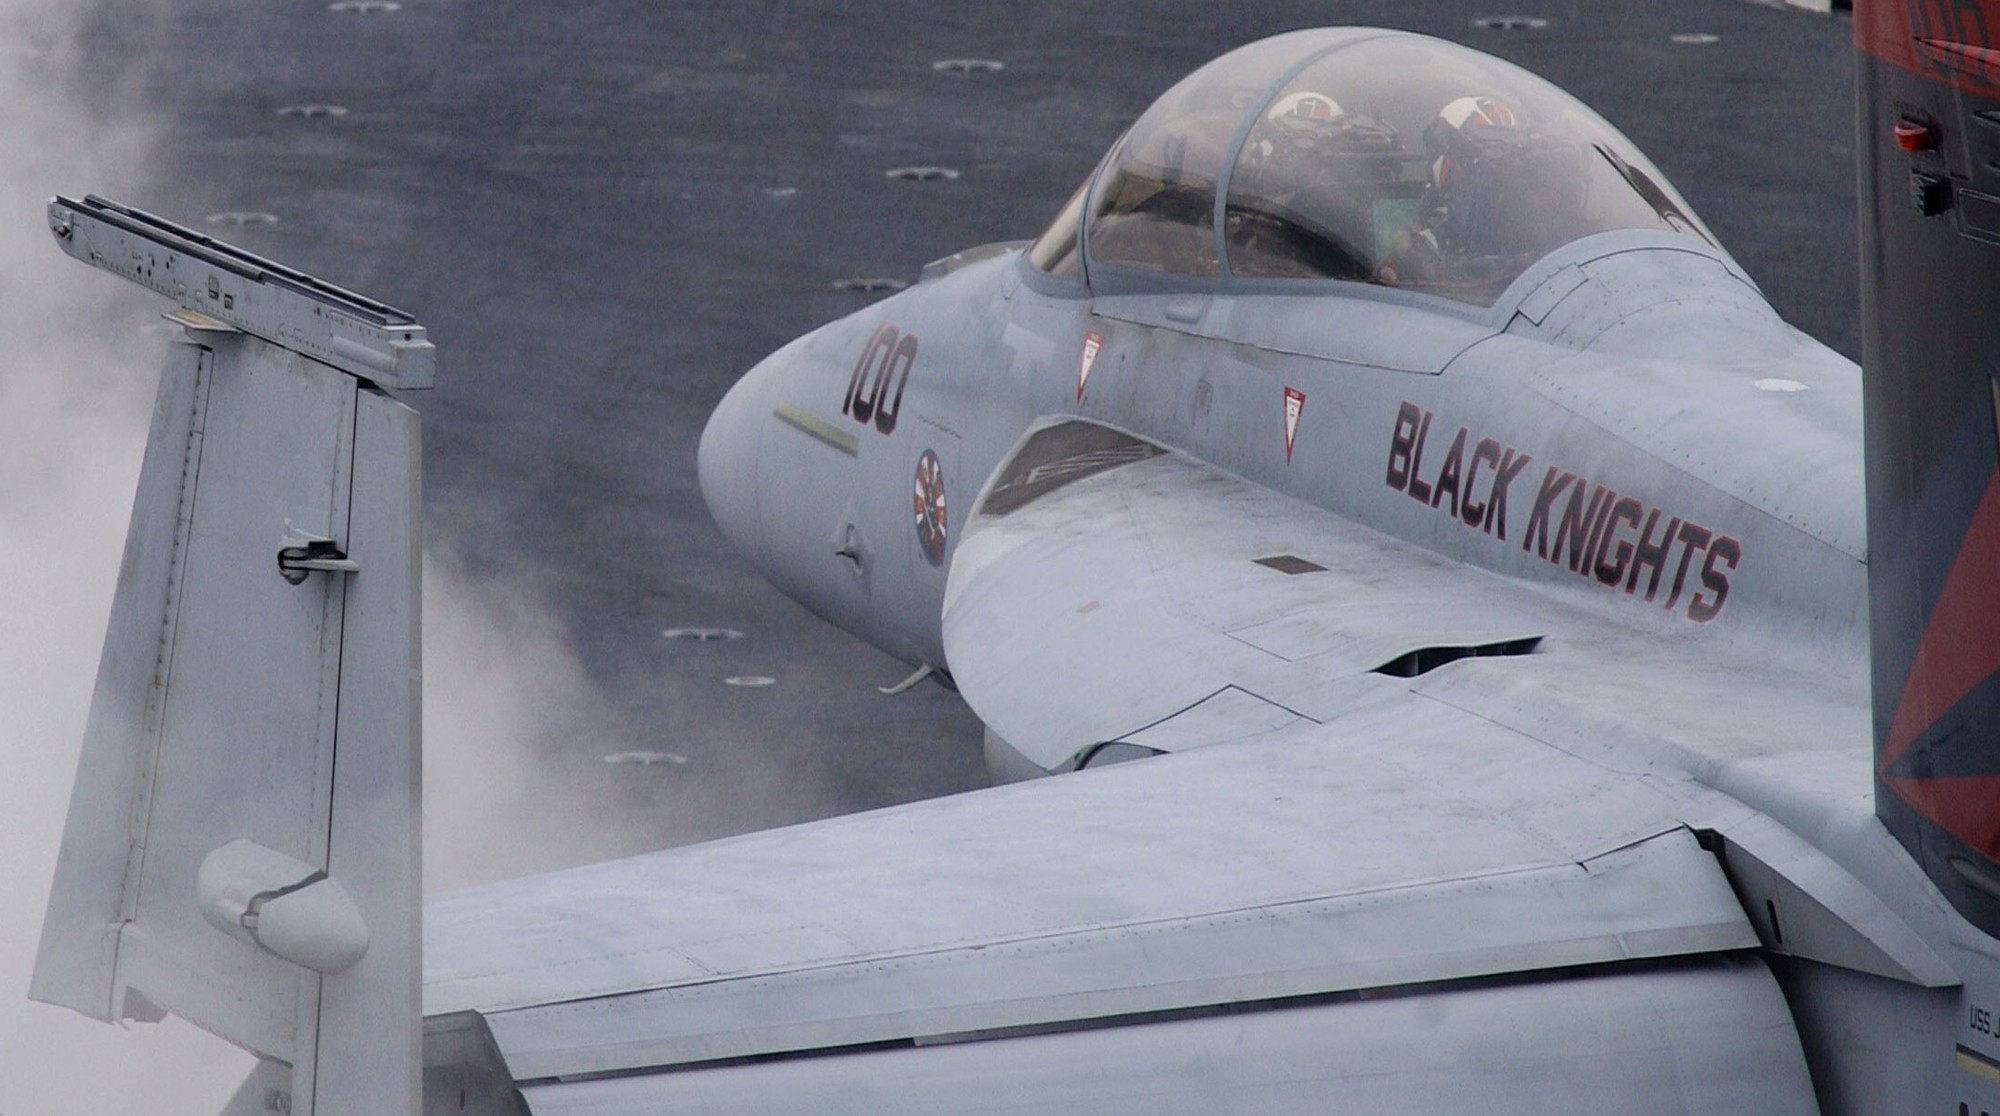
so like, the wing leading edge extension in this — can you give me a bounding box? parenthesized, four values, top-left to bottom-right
(941, 417, 1868, 784)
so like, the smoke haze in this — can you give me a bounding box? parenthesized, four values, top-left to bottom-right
(0, 1, 262, 1111)
(0, 2, 643, 1109)
(423, 549, 657, 893)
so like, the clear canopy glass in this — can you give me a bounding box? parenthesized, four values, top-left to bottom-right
(1082, 31, 1335, 279)
(1039, 29, 1714, 306)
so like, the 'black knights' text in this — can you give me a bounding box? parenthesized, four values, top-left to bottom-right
(1386, 401, 1740, 623)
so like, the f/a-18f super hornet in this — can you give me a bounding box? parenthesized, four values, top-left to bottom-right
(27, 6, 2000, 1114)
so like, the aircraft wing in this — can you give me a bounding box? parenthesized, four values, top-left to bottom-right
(428, 699, 1800, 1112)
(412, 419, 1896, 1112)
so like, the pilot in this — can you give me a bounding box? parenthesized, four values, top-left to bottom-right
(1241, 91, 1398, 189)
(1228, 91, 1399, 280)
(1377, 95, 1586, 293)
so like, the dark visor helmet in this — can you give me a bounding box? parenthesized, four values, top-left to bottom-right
(1425, 95, 1522, 190)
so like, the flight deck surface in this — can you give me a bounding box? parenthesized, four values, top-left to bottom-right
(62, 0, 1856, 868)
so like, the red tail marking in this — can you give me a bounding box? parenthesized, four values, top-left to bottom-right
(1882, 474, 2000, 772)
(1882, 773, 2000, 858)
(1917, 37, 2000, 80)
(1856, 0, 2000, 95)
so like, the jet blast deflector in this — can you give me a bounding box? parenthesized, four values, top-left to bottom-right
(33, 196, 424, 1116)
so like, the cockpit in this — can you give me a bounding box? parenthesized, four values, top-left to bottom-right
(1029, 29, 1714, 307)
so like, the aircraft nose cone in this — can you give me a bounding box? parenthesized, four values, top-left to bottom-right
(698, 371, 765, 565)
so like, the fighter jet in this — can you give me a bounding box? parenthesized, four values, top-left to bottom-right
(24, 8, 2000, 1115)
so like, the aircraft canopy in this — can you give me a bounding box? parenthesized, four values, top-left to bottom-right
(1034, 29, 1714, 306)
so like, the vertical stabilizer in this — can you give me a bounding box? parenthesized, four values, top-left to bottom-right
(29, 197, 428, 1115)
(1857, 2, 2000, 938)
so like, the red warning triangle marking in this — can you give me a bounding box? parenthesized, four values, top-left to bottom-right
(1283, 386, 1305, 463)
(1076, 332, 1103, 403)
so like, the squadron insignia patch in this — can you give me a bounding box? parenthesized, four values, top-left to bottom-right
(914, 448, 948, 566)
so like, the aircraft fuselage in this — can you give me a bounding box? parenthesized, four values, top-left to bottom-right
(700, 231, 1867, 682)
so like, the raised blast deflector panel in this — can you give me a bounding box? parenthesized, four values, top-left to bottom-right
(31, 335, 353, 1052)
(30, 327, 420, 1116)
(316, 380, 422, 1114)
(32, 340, 213, 1024)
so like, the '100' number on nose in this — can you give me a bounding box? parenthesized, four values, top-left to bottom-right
(844, 324, 918, 436)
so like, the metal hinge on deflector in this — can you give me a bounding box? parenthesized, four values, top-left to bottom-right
(277, 529, 359, 584)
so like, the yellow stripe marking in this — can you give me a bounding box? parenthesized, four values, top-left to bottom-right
(163, 307, 239, 333)
(1957, 1046, 2000, 1086)
(772, 399, 859, 457)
